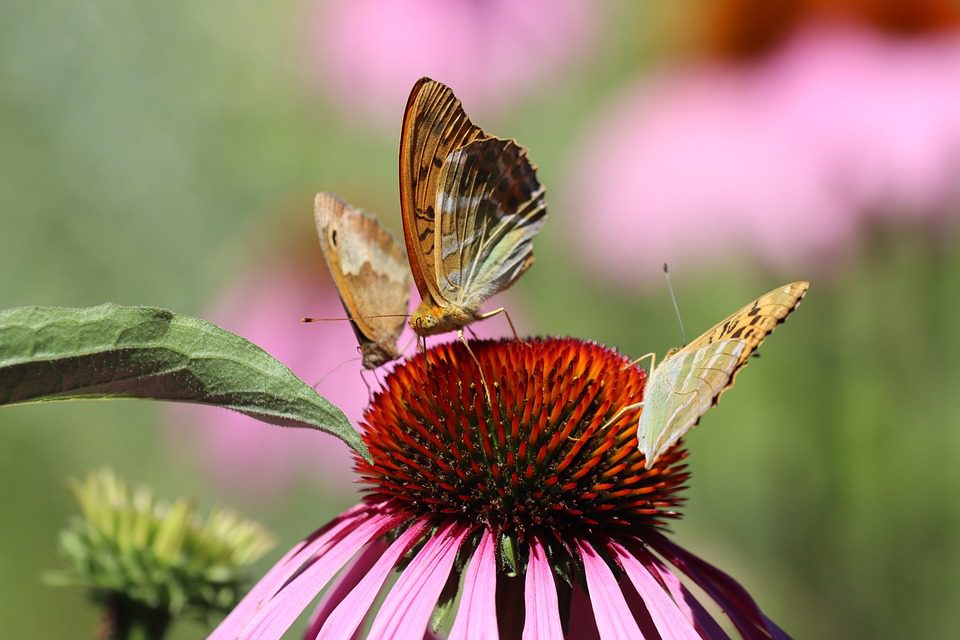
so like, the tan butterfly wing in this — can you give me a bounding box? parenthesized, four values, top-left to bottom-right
(638, 281, 808, 466)
(433, 137, 547, 310)
(313, 193, 412, 369)
(399, 78, 487, 307)
(679, 280, 809, 370)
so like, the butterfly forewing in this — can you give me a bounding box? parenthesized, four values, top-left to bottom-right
(434, 137, 547, 309)
(638, 340, 746, 465)
(638, 281, 809, 466)
(314, 193, 412, 368)
(683, 281, 809, 368)
(399, 78, 487, 306)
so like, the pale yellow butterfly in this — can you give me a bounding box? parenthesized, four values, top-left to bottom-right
(638, 281, 809, 467)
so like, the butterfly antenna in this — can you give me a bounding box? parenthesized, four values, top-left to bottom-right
(663, 263, 687, 346)
(311, 355, 363, 389)
(302, 313, 410, 323)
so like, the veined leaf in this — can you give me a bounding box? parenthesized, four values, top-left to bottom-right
(0, 304, 369, 460)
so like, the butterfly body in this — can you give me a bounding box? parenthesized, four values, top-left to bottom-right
(410, 300, 479, 337)
(314, 192, 412, 369)
(637, 281, 809, 466)
(400, 78, 547, 338)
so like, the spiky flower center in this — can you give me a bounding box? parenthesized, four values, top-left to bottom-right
(357, 338, 688, 542)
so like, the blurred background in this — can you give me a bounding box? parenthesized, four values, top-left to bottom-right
(2, 0, 960, 637)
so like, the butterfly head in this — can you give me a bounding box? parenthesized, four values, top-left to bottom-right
(410, 301, 475, 337)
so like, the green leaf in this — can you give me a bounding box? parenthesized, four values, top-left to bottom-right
(0, 304, 369, 460)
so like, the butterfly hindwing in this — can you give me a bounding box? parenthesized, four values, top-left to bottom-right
(399, 78, 487, 307)
(314, 192, 412, 368)
(638, 340, 746, 465)
(638, 281, 808, 466)
(434, 137, 547, 309)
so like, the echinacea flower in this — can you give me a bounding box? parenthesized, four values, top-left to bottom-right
(212, 338, 787, 639)
(306, 0, 597, 124)
(47, 469, 274, 634)
(568, 23, 960, 283)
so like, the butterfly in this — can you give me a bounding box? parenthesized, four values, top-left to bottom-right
(313, 192, 412, 369)
(399, 77, 548, 337)
(637, 281, 809, 467)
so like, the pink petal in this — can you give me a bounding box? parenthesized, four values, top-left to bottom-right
(608, 540, 700, 639)
(304, 536, 388, 639)
(576, 539, 645, 639)
(211, 503, 368, 639)
(642, 546, 729, 639)
(646, 529, 789, 639)
(522, 536, 564, 640)
(313, 520, 429, 639)
(366, 522, 472, 639)
(244, 509, 406, 638)
(449, 530, 498, 640)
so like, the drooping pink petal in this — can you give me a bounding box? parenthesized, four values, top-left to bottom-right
(449, 529, 498, 640)
(641, 544, 729, 639)
(366, 522, 472, 640)
(304, 536, 388, 639)
(313, 520, 429, 640)
(646, 529, 790, 639)
(243, 508, 407, 638)
(522, 536, 564, 640)
(576, 539, 645, 639)
(608, 540, 700, 639)
(211, 503, 369, 639)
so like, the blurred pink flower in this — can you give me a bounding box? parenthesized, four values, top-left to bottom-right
(307, 0, 597, 123)
(166, 259, 369, 498)
(167, 249, 526, 499)
(568, 23, 960, 283)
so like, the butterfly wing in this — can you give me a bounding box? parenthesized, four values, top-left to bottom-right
(314, 193, 412, 368)
(638, 340, 746, 466)
(682, 281, 809, 369)
(399, 78, 487, 306)
(638, 281, 808, 466)
(432, 137, 547, 310)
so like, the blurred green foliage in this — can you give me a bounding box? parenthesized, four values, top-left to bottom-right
(2, 1, 959, 638)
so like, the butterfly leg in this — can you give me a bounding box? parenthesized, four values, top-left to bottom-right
(419, 332, 432, 376)
(568, 401, 645, 442)
(624, 351, 657, 374)
(599, 401, 645, 433)
(358, 369, 374, 404)
(477, 307, 519, 340)
(458, 329, 493, 407)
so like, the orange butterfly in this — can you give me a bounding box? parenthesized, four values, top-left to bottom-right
(399, 78, 547, 338)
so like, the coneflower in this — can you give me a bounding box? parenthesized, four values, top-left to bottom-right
(212, 338, 788, 639)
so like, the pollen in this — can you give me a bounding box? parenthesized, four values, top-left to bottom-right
(356, 338, 689, 541)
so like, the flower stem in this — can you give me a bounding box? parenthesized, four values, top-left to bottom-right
(97, 596, 172, 640)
